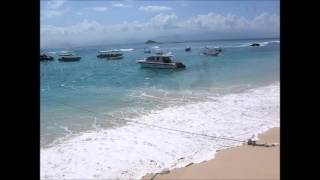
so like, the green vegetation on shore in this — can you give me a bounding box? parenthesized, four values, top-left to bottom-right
(145, 40, 158, 44)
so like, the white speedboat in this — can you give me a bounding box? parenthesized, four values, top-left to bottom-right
(151, 46, 164, 55)
(203, 46, 222, 56)
(58, 52, 81, 62)
(144, 48, 151, 53)
(136, 53, 186, 69)
(97, 50, 124, 59)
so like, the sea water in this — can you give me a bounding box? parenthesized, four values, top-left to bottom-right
(40, 38, 280, 179)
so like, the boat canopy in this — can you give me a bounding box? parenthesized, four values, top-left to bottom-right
(98, 50, 123, 53)
(145, 54, 174, 63)
(59, 53, 73, 56)
(205, 46, 221, 49)
(146, 53, 173, 58)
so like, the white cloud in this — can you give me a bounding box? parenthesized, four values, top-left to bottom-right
(178, 12, 279, 34)
(251, 12, 280, 31)
(86, 7, 108, 12)
(75, 12, 83, 16)
(111, 2, 132, 8)
(180, 0, 189, 7)
(93, 7, 108, 12)
(42, 0, 65, 19)
(42, 20, 104, 35)
(41, 12, 279, 48)
(42, 10, 63, 18)
(150, 13, 178, 30)
(139, 6, 173, 12)
(46, 0, 65, 9)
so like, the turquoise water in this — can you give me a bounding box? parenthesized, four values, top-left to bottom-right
(40, 38, 279, 147)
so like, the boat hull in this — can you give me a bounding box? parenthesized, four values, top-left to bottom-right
(139, 63, 176, 69)
(40, 57, 54, 61)
(203, 48, 222, 56)
(203, 52, 219, 56)
(107, 56, 123, 60)
(40, 54, 54, 61)
(97, 55, 123, 60)
(58, 56, 81, 62)
(137, 62, 185, 69)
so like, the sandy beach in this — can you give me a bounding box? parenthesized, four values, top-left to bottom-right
(143, 127, 280, 180)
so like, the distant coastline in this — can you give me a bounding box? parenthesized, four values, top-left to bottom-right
(145, 40, 159, 44)
(162, 37, 280, 44)
(41, 37, 279, 51)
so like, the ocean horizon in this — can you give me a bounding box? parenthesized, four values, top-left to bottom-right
(41, 37, 279, 51)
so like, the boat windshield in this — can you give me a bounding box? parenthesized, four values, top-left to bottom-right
(100, 51, 121, 53)
(146, 56, 155, 61)
(145, 56, 172, 63)
(163, 57, 172, 63)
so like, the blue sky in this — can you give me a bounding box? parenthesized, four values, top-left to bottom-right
(41, 0, 280, 48)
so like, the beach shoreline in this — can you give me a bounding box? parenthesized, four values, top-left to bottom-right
(41, 83, 279, 179)
(143, 127, 280, 180)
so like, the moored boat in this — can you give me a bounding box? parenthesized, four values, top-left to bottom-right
(40, 53, 54, 61)
(58, 52, 81, 62)
(144, 48, 151, 53)
(58, 56, 81, 62)
(202, 46, 222, 56)
(151, 46, 164, 55)
(250, 43, 260, 47)
(136, 53, 186, 69)
(97, 50, 124, 59)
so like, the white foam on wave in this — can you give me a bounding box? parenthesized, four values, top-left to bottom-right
(41, 83, 279, 179)
(238, 40, 280, 48)
(259, 40, 280, 46)
(220, 40, 280, 48)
